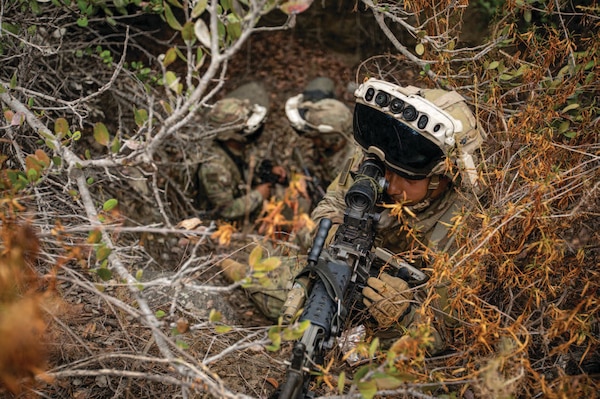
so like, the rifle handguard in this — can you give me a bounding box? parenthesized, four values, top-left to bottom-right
(281, 218, 332, 323)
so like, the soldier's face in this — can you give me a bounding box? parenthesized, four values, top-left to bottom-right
(384, 169, 430, 204)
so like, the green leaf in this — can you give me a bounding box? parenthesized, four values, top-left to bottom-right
(77, 17, 88, 27)
(54, 117, 70, 137)
(96, 245, 112, 262)
(248, 245, 263, 268)
(87, 229, 102, 244)
(338, 371, 345, 395)
(27, 168, 39, 182)
(369, 337, 379, 358)
(191, 0, 207, 17)
(182, 21, 195, 44)
(357, 380, 377, 399)
(155, 309, 166, 318)
(93, 122, 110, 146)
(103, 198, 118, 211)
(163, 2, 183, 31)
(86, 176, 94, 184)
(226, 21, 241, 41)
(282, 320, 310, 340)
(164, 71, 181, 93)
(96, 268, 112, 281)
(110, 137, 120, 153)
(176, 340, 189, 349)
(267, 330, 281, 351)
(584, 60, 595, 71)
(134, 108, 149, 127)
(369, 373, 404, 390)
(354, 364, 373, 380)
(209, 309, 222, 322)
(1, 22, 19, 35)
(215, 325, 232, 333)
(196, 47, 205, 68)
(174, 46, 186, 62)
(487, 61, 499, 70)
(163, 47, 178, 67)
(136, 269, 144, 281)
(558, 120, 570, 134)
(165, 0, 183, 8)
(253, 257, 281, 273)
(265, 343, 280, 352)
(561, 103, 580, 113)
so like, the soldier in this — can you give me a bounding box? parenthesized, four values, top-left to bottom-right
(285, 77, 356, 199)
(222, 78, 487, 354)
(196, 82, 287, 223)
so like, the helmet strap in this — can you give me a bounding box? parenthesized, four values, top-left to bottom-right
(418, 174, 440, 208)
(406, 175, 450, 213)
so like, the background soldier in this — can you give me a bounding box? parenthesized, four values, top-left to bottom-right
(196, 82, 287, 223)
(285, 77, 356, 199)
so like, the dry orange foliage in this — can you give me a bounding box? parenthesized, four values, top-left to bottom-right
(0, 222, 54, 394)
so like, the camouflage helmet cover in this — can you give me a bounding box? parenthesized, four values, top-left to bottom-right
(302, 98, 353, 140)
(419, 87, 487, 190)
(208, 83, 268, 143)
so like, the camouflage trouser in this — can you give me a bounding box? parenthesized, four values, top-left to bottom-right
(245, 254, 308, 321)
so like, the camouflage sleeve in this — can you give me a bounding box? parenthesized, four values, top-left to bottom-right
(198, 159, 264, 220)
(220, 190, 264, 220)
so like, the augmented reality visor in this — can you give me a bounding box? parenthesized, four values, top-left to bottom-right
(353, 103, 445, 179)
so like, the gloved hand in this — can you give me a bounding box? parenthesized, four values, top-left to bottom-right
(362, 273, 413, 328)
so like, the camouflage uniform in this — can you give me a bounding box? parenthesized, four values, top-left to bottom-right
(196, 143, 265, 221)
(286, 77, 356, 189)
(196, 82, 270, 222)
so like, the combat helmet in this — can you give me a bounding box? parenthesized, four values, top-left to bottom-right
(353, 78, 487, 192)
(208, 81, 269, 143)
(285, 77, 353, 147)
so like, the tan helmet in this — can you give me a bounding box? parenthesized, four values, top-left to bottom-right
(285, 78, 353, 149)
(208, 83, 269, 143)
(353, 78, 487, 191)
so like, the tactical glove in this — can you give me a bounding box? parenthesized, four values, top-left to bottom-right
(362, 273, 413, 328)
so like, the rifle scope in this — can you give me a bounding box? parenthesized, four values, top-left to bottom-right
(345, 157, 386, 212)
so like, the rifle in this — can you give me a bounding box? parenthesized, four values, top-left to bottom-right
(277, 157, 387, 399)
(292, 147, 326, 205)
(256, 159, 289, 186)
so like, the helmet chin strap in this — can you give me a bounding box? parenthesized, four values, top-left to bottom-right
(427, 174, 440, 197)
(407, 175, 447, 213)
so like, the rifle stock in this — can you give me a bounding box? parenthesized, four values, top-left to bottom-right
(277, 157, 386, 398)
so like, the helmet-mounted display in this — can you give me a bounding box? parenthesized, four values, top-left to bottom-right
(353, 78, 486, 190)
